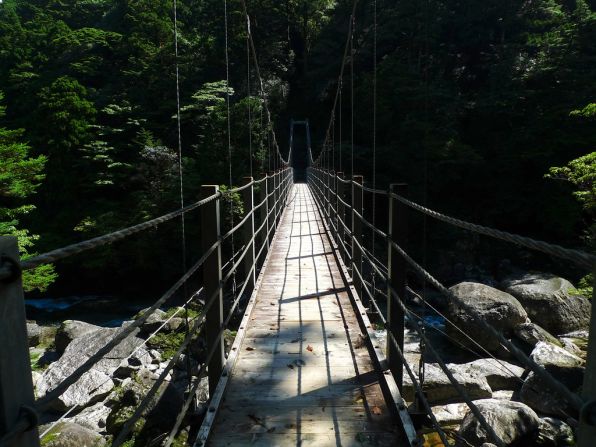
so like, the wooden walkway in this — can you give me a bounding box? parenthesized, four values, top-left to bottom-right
(206, 184, 403, 446)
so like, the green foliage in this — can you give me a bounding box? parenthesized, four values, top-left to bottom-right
(0, 91, 56, 291)
(147, 332, 185, 360)
(30, 349, 43, 372)
(547, 152, 596, 214)
(163, 306, 200, 319)
(0, 0, 593, 297)
(570, 273, 593, 299)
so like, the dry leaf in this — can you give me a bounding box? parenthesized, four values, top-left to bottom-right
(372, 406, 382, 415)
(246, 347, 255, 351)
(306, 345, 313, 352)
(354, 395, 364, 404)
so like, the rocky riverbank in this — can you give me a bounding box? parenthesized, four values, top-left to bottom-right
(28, 308, 218, 447)
(27, 271, 590, 446)
(401, 272, 589, 446)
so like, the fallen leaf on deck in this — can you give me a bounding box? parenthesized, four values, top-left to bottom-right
(246, 347, 255, 351)
(372, 406, 382, 415)
(306, 345, 313, 352)
(354, 395, 364, 404)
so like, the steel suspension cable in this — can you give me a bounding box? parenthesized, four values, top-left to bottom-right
(173, 0, 194, 403)
(339, 81, 343, 172)
(247, 15, 253, 177)
(223, 0, 238, 312)
(314, 0, 360, 166)
(350, 13, 355, 179)
(371, 0, 378, 305)
(240, 0, 289, 166)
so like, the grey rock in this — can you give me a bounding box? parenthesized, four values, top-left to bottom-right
(520, 342, 585, 417)
(559, 329, 589, 360)
(447, 282, 527, 352)
(514, 322, 562, 350)
(55, 320, 101, 355)
(502, 273, 591, 335)
(37, 326, 144, 410)
(459, 399, 540, 446)
(149, 349, 162, 364)
(138, 308, 167, 335)
(431, 402, 470, 425)
(39, 421, 104, 447)
(536, 417, 575, 446)
(531, 341, 584, 369)
(449, 358, 524, 391)
(27, 322, 41, 347)
(403, 363, 492, 404)
(32, 371, 42, 392)
(520, 372, 579, 418)
(128, 348, 152, 367)
(68, 402, 111, 434)
(106, 367, 184, 435)
(531, 341, 585, 385)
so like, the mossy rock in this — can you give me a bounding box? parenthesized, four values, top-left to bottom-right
(40, 422, 105, 447)
(146, 331, 185, 359)
(105, 405, 146, 437)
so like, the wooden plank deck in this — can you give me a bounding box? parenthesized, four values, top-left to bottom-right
(206, 184, 404, 446)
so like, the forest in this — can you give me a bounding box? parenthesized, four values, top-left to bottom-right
(0, 0, 595, 298)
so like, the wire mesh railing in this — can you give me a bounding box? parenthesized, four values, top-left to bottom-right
(307, 166, 596, 447)
(0, 168, 293, 447)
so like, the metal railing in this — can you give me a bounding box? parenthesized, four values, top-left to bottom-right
(307, 166, 596, 447)
(0, 168, 294, 447)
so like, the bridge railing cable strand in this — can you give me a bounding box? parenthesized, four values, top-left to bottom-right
(306, 166, 595, 447)
(0, 169, 294, 447)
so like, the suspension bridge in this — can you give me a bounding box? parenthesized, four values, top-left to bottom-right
(1, 0, 596, 446)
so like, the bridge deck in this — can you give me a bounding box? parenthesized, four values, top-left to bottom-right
(206, 184, 403, 446)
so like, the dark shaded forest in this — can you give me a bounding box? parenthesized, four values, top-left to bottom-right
(1, 0, 594, 299)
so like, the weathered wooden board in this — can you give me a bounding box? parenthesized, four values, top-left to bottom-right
(206, 184, 403, 446)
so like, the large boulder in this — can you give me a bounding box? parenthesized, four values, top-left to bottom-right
(447, 282, 527, 352)
(536, 417, 575, 446)
(559, 329, 589, 360)
(68, 402, 111, 434)
(106, 367, 184, 436)
(514, 322, 562, 352)
(39, 421, 105, 447)
(37, 326, 145, 410)
(520, 342, 584, 417)
(459, 399, 540, 446)
(502, 273, 591, 335)
(27, 321, 42, 347)
(138, 308, 185, 335)
(450, 359, 524, 391)
(403, 363, 492, 404)
(55, 320, 101, 355)
(430, 391, 514, 426)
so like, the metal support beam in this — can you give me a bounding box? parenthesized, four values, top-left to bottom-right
(336, 172, 346, 265)
(267, 173, 275, 245)
(0, 237, 40, 447)
(352, 175, 363, 299)
(200, 186, 224, 395)
(579, 268, 596, 446)
(387, 183, 408, 391)
(241, 177, 256, 292)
